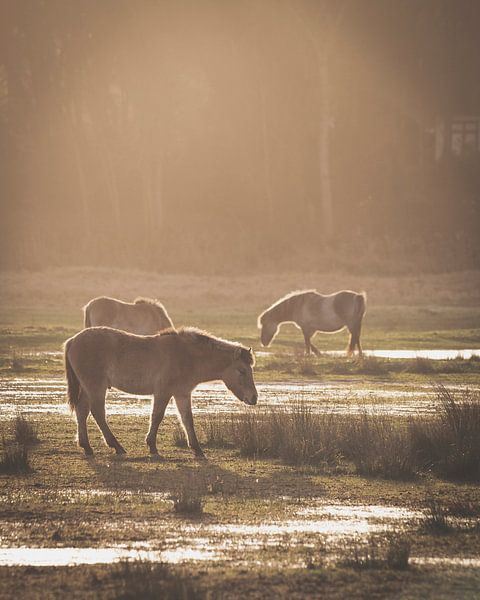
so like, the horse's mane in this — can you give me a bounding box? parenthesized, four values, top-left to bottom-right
(134, 297, 165, 308)
(257, 289, 317, 327)
(176, 327, 254, 365)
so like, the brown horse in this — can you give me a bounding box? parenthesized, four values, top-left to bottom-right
(64, 327, 257, 458)
(83, 296, 173, 334)
(258, 290, 366, 356)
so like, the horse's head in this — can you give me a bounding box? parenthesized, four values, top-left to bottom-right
(258, 314, 278, 347)
(222, 347, 257, 406)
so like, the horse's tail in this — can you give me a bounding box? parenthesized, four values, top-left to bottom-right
(348, 292, 367, 355)
(64, 339, 80, 410)
(356, 291, 367, 319)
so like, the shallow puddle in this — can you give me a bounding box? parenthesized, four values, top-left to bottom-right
(0, 378, 472, 418)
(0, 502, 424, 567)
(258, 349, 480, 360)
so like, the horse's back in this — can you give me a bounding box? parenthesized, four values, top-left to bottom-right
(83, 296, 163, 335)
(300, 290, 365, 332)
(332, 290, 366, 324)
(84, 296, 120, 329)
(66, 327, 169, 394)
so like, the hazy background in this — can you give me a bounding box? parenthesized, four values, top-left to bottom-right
(1, 0, 479, 274)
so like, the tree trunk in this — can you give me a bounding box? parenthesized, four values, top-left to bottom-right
(318, 52, 333, 240)
(259, 83, 274, 224)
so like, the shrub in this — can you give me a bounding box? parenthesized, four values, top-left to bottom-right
(410, 386, 480, 480)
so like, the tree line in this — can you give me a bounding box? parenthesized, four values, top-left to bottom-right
(1, 0, 479, 272)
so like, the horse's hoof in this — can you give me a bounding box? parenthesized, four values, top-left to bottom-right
(83, 447, 94, 457)
(149, 454, 163, 462)
(195, 453, 208, 462)
(115, 447, 127, 455)
(149, 448, 159, 456)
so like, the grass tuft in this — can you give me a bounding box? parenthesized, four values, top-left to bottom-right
(201, 412, 234, 448)
(172, 423, 188, 448)
(422, 498, 452, 534)
(10, 352, 27, 373)
(13, 413, 39, 445)
(340, 413, 416, 479)
(0, 439, 31, 474)
(230, 404, 340, 468)
(112, 560, 203, 599)
(339, 533, 411, 570)
(171, 485, 204, 516)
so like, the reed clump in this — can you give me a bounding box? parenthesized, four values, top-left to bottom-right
(410, 386, 480, 480)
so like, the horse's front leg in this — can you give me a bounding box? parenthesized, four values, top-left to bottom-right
(146, 392, 171, 455)
(174, 392, 204, 459)
(302, 329, 320, 356)
(302, 329, 313, 355)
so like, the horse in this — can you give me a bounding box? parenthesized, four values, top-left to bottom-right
(83, 296, 173, 335)
(64, 326, 257, 458)
(258, 290, 366, 357)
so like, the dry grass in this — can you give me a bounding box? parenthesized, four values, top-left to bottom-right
(13, 413, 39, 445)
(195, 387, 480, 482)
(339, 533, 411, 570)
(111, 560, 203, 599)
(411, 386, 480, 480)
(171, 478, 204, 516)
(0, 439, 31, 474)
(340, 413, 416, 479)
(1, 267, 479, 315)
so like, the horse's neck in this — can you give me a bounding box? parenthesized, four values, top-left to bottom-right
(189, 346, 231, 383)
(269, 296, 298, 325)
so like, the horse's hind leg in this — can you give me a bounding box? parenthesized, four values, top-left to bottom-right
(355, 321, 364, 358)
(347, 322, 363, 358)
(346, 329, 355, 357)
(89, 390, 126, 455)
(75, 389, 93, 456)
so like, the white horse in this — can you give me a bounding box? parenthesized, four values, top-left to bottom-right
(258, 290, 366, 356)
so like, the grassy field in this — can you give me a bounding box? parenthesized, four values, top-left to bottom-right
(0, 268, 479, 598)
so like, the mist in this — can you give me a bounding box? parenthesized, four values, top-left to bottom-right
(1, 0, 479, 273)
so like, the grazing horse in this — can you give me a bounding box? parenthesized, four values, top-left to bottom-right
(83, 296, 173, 335)
(258, 290, 366, 357)
(64, 327, 257, 458)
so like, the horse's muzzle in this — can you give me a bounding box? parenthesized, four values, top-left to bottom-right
(245, 393, 257, 406)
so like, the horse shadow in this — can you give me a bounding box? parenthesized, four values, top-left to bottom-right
(82, 447, 325, 507)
